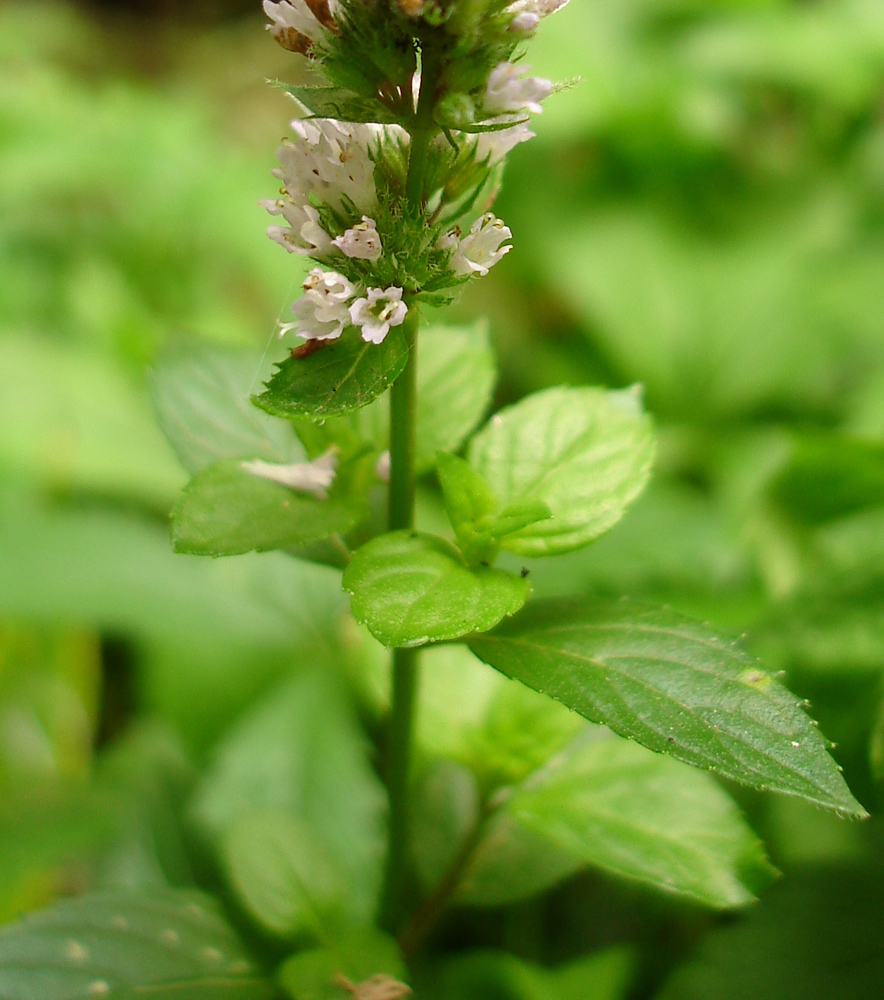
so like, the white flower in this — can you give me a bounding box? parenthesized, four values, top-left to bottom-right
(507, 0, 570, 19)
(349, 287, 407, 344)
(242, 448, 338, 500)
(484, 63, 553, 115)
(508, 12, 540, 32)
(445, 214, 513, 277)
(279, 268, 355, 340)
(332, 216, 383, 261)
(263, 0, 329, 51)
(474, 119, 535, 164)
(261, 199, 337, 258)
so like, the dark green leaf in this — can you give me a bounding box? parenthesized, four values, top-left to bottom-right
(504, 734, 776, 908)
(343, 532, 531, 647)
(223, 812, 345, 939)
(469, 598, 865, 815)
(412, 761, 480, 891)
(255, 328, 408, 420)
(468, 387, 655, 557)
(270, 81, 401, 125)
(0, 889, 274, 999)
(279, 928, 407, 1000)
(150, 340, 300, 474)
(171, 459, 366, 557)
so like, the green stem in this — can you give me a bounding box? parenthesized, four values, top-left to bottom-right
(380, 41, 442, 936)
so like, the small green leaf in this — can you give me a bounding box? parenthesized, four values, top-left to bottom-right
(171, 459, 367, 557)
(506, 735, 776, 908)
(255, 328, 409, 419)
(150, 340, 300, 474)
(343, 532, 531, 647)
(357, 322, 496, 474)
(279, 928, 407, 1000)
(468, 386, 655, 557)
(469, 598, 866, 815)
(270, 81, 401, 125)
(223, 811, 345, 939)
(437, 453, 550, 564)
(0, 888, 274, 999)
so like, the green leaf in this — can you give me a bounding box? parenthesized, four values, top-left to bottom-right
(505, 734, 776, 908)
(255, 328, 408, 420)
(192, 667, 386, 924)
(427, 947, 634, 1000)
(437, 453, 551, 565)
(222, 812, 345, 939)
(343, 532, 531, 647)
(270, 81, 401, 125)
(150, 340, 301, 474)
(0, 888, 274, 999)
(171, 459, 367, 557)
(468, 386, 655, 557)
(356, 322, 497, 474)
(279, 928, 407, 1000)
(469, 598, 866, 816)
(412, 761, 480, 891)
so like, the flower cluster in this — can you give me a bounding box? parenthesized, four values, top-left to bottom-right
(261, 0, 571, 346)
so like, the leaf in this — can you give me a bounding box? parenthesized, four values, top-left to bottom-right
(171, 459, 367, 557)
(343, 532, 531, 648)
(255, 328, 409, 420)
(468, 386, 655, 557)
(437, 453, 550, 565)
(426, 946, 634, 1000)
(0, 888, 274, 999)
(192, 667, 386, 924)
(505, 734, 776, 908)
(150, 340, 301, 474)
(270, 81, 401, 125)
(412, 761, 480, 891)
(469, 598, 866, 815)
(279, 927, 407, 1000)
(356, 322, 497, 474)
(222, 812, 345, 939)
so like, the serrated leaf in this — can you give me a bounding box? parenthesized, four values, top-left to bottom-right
(223, 812, 345, 939)
(356, 322, 496, 474)
(192, 667, 386, 924)
(506, 734, 776, 908)
(279, 928, 406, 1000)
(343, 532, 531, 647)
(270, 81, 401, 125)
(150, 340, 300, 474)
(171, 459, 366, 557)
(468, 386, 655, 557)
(255, 328, 408, 420)
(0, 889, 274, 999)
(469, 599, 866, 815)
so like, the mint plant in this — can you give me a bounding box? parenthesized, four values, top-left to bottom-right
(0, 2, 868, 999)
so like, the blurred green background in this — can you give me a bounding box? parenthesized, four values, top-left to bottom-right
(2, 1, 884, 997)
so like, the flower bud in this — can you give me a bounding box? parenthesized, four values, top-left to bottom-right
(435, 93, 476, 130)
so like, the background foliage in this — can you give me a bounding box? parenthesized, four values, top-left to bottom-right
(2, 0, 884, 997)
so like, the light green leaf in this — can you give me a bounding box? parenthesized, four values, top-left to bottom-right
(150, 340, 301, 474)
(279, 928, 407, 1000)
(356, 322, 496, 474)
(223, 811, 345, 939)
(469, 598, 866, 815)
(468, 386, 655, 557)
(192, 667, 386, 923)
(505, 734, 776, 908)
(0, 889, 274, 999)
(255, 328, 408, 419)
(171, 459, 367, 557)
(343, 532, 531, 647)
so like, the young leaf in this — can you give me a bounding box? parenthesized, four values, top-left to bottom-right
(222, 811, 345, 939)
(255, 328, 409, 419)
(192, 668, 386, 924)
(437, 452, 550, 564)
(279, 927, 407, 1000)
(505, 734, 777, 908)
(171, 458, 367, 557)
(0, 889, 274, 999)
(150, 340, 301, 474)
(469, 598, 866, 815)
(468, 386, 655, 557)
(343, 531, 531, 647)
(356, 322, 497, 474)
